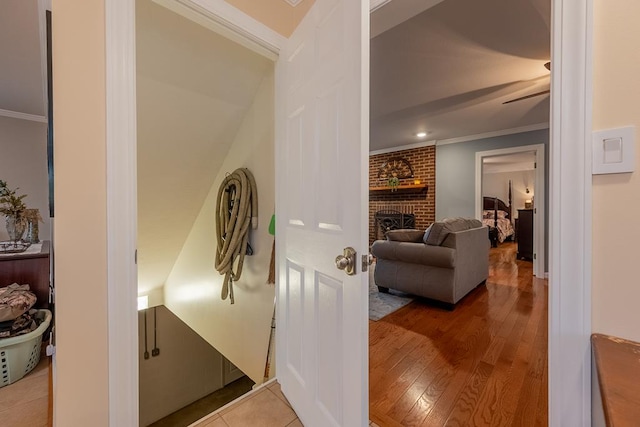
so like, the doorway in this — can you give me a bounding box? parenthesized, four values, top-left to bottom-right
(96, 0, 593, 424)
(475, 144, 547, 277)
(135, 0, 276, 424)
(368, 0, 551, 424)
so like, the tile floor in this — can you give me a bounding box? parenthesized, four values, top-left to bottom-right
(191, 381, 379, 427)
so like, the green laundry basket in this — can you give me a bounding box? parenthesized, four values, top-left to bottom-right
(0, 309, 52, 387)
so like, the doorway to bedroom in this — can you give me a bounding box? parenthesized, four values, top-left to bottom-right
(475, 144, 547, 278)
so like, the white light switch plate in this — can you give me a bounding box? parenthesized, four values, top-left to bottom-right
(592, 126, 635, 174)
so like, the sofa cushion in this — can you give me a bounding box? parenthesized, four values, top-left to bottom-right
(425, 217, 484, 246)
(386, 229, 425, 243)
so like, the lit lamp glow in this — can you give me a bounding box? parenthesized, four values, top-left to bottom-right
(138, 295, 149, 311)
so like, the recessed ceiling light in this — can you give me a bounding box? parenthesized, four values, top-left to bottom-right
(416, 132, 427, 138)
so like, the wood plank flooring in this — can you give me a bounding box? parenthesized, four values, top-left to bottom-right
(369, 243, 548, 426)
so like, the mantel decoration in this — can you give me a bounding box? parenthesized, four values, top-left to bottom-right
(0, 179, 28, 243)
(377, 157, 414, 191)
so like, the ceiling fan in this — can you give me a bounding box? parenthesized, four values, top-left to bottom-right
(503, 62, 551, 104)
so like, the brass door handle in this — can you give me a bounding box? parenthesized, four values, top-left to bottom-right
(335, 247, 356, 276)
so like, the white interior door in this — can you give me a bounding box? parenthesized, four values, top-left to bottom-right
(275, 0, 369, 426)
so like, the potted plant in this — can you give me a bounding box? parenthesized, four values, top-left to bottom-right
(0, 180, 28, 242)
(387, 176, 400, 192)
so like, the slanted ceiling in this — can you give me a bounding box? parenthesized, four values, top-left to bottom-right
(136, 0, 272, 296)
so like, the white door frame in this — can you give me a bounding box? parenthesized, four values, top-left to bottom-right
(102, 0, 593, 425)
(475, 143, 546, 278)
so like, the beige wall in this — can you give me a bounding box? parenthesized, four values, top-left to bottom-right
(139, 306, 226, 426)
(592, 0, 640, 342)
(225, 0, 315, 37)
(52, 0, 109, 426)
(0, 116, 50, 241)
(164, 70, 275, 385)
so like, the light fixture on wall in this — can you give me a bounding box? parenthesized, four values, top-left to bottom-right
(526, 187, 530, 194)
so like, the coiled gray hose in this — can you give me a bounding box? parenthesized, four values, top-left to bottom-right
(215, 168, 258, 304)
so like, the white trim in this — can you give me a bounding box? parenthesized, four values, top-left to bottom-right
(283, 0, 303, 6)
(369, 140, 435, 156)
(548, 0, 593, 425)
(370, 122, 549, 154)
(370, 0, 392, 13)
(436, 123, 550, 146)
(166, 0, 286, 58)
(106, 0, 139, 425)
(474, 143, 546, 278)
(0, 109, 47, 123)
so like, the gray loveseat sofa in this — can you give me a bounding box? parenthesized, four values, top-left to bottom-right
(371, 218, 490, 307)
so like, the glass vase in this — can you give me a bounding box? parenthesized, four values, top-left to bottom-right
(5, 215, 26, 243)
(24, 209, 40, 244)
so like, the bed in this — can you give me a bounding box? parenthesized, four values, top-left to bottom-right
(482, 181, 515, 247)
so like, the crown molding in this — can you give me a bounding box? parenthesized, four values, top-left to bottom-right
(0, 109, 47, 123)
(369, 139, 435, 156)
(435, 123, 549, 146)
(369, 122, 550, 155)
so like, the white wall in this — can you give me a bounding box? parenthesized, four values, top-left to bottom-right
(482, 169, 534, 219)
(139, 306, 227, 426)
(0, 116, 50, 241)
(164, 70, 275, 385)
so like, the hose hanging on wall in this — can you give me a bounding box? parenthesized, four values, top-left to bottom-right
(215, 168, 258, 304)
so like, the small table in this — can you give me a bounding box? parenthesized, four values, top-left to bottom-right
(592, 333, 640, 425)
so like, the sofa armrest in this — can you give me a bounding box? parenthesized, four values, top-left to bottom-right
(371, 240, 455, 269)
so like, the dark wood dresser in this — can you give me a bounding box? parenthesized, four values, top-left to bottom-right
(517, 209, 533, 261)
(0, 241, 51, 308)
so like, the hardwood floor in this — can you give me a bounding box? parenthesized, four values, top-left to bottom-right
(369, 242, 548, 426)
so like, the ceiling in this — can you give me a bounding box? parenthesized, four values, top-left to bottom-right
(0, 0, 46, 118)
(483, 151, 536, 173)
(370, 0, 551, 151)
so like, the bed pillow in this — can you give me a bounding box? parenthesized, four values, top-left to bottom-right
(484, 210, 508, 220)
(385, 229, 425, 243)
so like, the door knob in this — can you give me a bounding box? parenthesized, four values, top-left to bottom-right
(335, 247, 357, 276)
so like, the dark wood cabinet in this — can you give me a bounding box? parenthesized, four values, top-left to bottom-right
(517, 209, 534, 261)
(0, 241, 51, 308)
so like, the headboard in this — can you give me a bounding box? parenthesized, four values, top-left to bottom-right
(482, 180, 513, 221)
